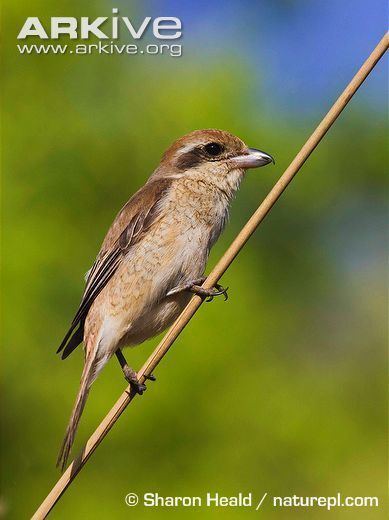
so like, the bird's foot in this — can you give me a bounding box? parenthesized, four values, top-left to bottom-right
(189, 283, 229, 302)
(167, 277, 229, 302)
(123, 366, 147, 395)
(116, 350, 156, 394)
(123, 367, 157, 394)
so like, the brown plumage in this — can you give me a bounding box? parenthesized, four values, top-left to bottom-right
(56, 129, 273, 470)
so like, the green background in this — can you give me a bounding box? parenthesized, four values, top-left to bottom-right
(2, 1, 388, 518)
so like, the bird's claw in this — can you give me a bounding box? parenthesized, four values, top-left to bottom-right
(190, 283, 229, 302)
(124, 376, 146, 394)
(167, 278, 229, 302)
(207, 284, 229, 302)
(125, 372, 156, 394)
(123, 367, 147, 395)
(130, 373, 156, 393)
(133, 381, 147, 395)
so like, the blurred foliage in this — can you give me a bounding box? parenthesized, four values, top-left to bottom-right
(1, 1, 388, 519)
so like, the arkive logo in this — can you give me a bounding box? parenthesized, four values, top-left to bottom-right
(17, 9, 182, 40)
(16, 8, 183, 57)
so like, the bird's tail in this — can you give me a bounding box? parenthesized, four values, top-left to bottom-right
(56, 352, 97, 472)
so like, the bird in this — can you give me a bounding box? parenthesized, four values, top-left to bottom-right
(56, 129, 274, 470)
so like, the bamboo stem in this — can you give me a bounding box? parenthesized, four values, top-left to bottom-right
(32, 32, 389, 519)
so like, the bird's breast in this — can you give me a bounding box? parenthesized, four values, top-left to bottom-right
(86, 178, 231, 349)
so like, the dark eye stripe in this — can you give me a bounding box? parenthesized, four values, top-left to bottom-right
(176, 141, 228, 170)
(175, 150, 202, 170)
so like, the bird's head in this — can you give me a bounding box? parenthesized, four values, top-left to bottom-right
(153, 129, 274, 195)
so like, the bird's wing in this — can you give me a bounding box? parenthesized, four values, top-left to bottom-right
(57, 177, 173, 359)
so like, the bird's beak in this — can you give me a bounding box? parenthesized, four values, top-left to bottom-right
(230, 148, 275, 169)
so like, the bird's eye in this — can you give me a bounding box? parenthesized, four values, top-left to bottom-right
(203, 142, 223, 157)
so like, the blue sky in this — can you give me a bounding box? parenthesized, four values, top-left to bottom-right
(147, 0, 388, 116)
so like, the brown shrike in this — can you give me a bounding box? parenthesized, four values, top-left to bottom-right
(56, 129, 274, 469)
